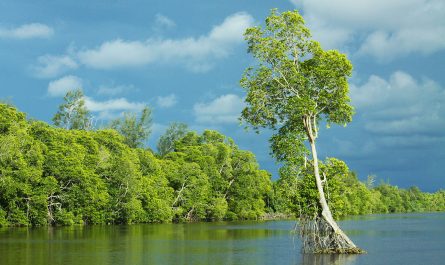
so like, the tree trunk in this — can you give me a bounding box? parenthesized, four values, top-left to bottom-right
(308, 139, 359, 251)
(299, 115, 363, 253)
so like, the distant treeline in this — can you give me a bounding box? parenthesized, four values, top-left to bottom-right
(273, 159, 445, 219)
(0, 104, 444, 227)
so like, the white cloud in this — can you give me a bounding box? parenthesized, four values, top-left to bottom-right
(0, 23, 53, 39)
(78, 39, 154, 69)
(357, 27, 445, 60)
(85, 97, 145, 112)
(47, 75, 82, 97)
(193, 94, 244, 124)
(292, 0, 445, 60)
(47, 75, 144, 119)
(77, 12, 254, 72)
(32, 55, 78, 78)
(154, 14, 176, 30)
(97, 84, 134, 96)
(85, 97, 146, 120)
(350, 71, 445, 136)
(157, 94, 177, 108)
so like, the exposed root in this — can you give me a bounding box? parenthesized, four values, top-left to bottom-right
(298, 215, 365, 254)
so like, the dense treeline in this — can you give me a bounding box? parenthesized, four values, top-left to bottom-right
(272, 158, 445, 219)
(0, 104, 271, 226)
(0, 103, 444, 227)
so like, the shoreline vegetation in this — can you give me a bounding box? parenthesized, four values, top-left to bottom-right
(0, 103, 444, 227)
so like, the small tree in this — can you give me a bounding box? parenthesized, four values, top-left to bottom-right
(110, 106, 152, 148)
(53, 89, 93, 130)
(157, 122, 189, 157)
(240, 9, 363, 253)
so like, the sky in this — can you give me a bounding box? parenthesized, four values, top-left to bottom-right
(1, 0, 444, 191)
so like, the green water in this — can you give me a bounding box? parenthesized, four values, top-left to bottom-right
(1, 212, 444, 265)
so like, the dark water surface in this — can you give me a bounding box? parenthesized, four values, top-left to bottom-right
(1, 212, 444, 265)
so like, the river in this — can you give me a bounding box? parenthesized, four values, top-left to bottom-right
(0, 212, 444, 265)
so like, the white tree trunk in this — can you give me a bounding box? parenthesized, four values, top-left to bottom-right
(309, 139, 357, 248)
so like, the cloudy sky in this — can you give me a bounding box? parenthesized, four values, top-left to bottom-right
(1, 0, 444, 191)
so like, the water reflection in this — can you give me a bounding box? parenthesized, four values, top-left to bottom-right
(301, 254, 358, 265)
(0, 221, 294, 265)
(1, 213, 444, 265)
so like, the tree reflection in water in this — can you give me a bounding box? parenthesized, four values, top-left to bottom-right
(301, 254, 358, 265)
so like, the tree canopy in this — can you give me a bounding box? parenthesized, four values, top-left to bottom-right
(0, 103, 443, 227)
(157, 122, 189, 157)
(110, 106, 152, 148)
(52, 89, 93, 130)
(0, 104, 272, 226)
(241, 9, 353, 163)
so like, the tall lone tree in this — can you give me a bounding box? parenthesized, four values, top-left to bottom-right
(53, 89, 93, 130)
(240, 9, 363, 253)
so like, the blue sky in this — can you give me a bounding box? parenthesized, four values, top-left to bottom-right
(1, 0, 444, 191)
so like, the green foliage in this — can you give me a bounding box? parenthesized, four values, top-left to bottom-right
(0, 103, 26, 134)
(271, 165, 300, 215)
(240, 9, 356, 223)
(0, 207, 8, 227)
(157, 122, 189, 157)
(110, 106, 152, 148)
(225, 150, 272, 220)
(52, 89, 93, 130)
(137, 149, 174, 222)
(209, 197, 228, 221)
(272, 157, 445, 219)
(0, 105, 46, 226)
(1, 103, 443, 227)
(165, 130, 272, 221)
(241, 9, 353, 135)
(0, 104, 273, 226)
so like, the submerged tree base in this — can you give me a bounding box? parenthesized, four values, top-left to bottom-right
(298, 215, 366, 254)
